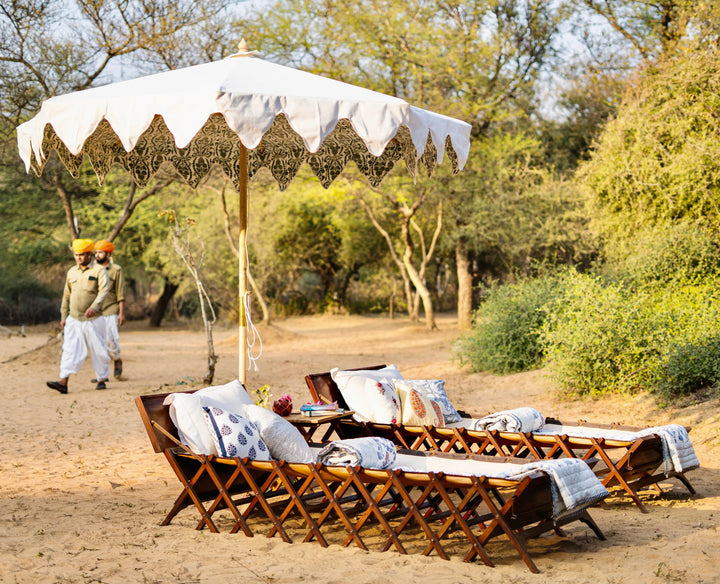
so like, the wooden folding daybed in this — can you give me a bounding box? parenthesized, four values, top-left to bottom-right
(305, 366, 697, 513)
(135, 390, 606, 573)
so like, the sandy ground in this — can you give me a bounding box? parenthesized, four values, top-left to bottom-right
(1, 313, 719, 584)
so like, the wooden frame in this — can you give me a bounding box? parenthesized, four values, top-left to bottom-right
(305, 366, 697, 513)
(135, 390, 606, 573)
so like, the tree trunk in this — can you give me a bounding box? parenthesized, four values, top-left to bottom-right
(404, 254, 436, 330)
(456, 238, 473, 329)
(149, 279, 178, 328)
(54, 172, 79, 240)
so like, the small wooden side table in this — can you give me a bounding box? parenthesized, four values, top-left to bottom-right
(284, 410, 355, 442)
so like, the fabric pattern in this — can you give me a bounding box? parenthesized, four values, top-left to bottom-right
(316, 437, 397, 469)
(637, 424, 700, 474)
(331, 365, 403, 423)
(30, 115, 454, 192)
(164, 380, 254, 455)
(203, 406, 271, 460)
(392, 379, 461, 424)
(472, 407, 546, 432)
(507, 458, 610, 519)
(396, 385, 444, 427)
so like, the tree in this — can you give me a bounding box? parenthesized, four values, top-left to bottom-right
(579, 47, 720, 241)
(1, 0, 239, 322)
(575, 1, 720, 61)
(240, 0, 568, 323)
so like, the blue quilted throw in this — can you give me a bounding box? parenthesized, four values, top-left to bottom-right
(473, 407, 546, 432)
(637, 424, 700, 474)
(317, 437, 397, 469)
(508, 458, 609, 519)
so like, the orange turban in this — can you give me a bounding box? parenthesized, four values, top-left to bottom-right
(94, 239, 114, 254)
(71, 239, 94, 253)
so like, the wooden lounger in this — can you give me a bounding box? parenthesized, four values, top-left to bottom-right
(135, 390, 606, 573)
(305, 366, 697, 513)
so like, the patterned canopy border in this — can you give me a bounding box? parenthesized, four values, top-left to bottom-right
(29, 113, 461, 191)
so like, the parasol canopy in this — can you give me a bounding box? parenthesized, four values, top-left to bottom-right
(17, 41, 472, 383)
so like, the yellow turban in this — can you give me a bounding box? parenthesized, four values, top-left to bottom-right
(94, 239, 114, 253)
(71, 239, 94, 253)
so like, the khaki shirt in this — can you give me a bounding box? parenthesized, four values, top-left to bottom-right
(101, 260, 125, 316)
(60, 260, 109, 321)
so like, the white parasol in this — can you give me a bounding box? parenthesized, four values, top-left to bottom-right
(17, 41, 471, 384)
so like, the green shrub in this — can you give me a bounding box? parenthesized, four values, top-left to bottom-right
(541, 275, 720, 398)
(539, 273, 664, 396)
(602, 222, 720, 288)
(454, 272, 566, 374)
(649, 282, 720, 398)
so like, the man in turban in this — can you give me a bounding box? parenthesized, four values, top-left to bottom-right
(94, 239, 125, 379)
(46, 239, 111, 393)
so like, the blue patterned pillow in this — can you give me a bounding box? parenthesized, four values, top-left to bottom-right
(202, 406, 272, 460)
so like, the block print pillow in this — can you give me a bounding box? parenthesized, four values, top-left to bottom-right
(362, 377, 401, 424)
(331, 365, 404, 423)
(396, 385, 444, 427)
(392, 379, 461, 424)
(203, 406, 272, 460)
(164, 380, 254, 455)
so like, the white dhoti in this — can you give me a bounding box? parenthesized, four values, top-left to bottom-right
(60, 316, 111, 381)
(102, 314, 122, 360)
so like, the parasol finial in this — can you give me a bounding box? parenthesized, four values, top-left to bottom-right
(231, 39, 259, 58)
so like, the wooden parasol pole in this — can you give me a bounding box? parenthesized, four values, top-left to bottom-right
(238, 143, 249, 386)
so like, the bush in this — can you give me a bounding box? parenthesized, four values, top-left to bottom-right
(540, 273, 663, 395)
(602, 222, 720, 288)
(649, 282, 720, 398)
(541, 275, 720, 398)
(454, 272, 566, 374)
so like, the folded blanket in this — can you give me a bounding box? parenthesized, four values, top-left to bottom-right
(534, 423, 700, 476)
(472, 407, 545, 433)
(316, 437, 397, 469)
(637, 424, 700, 475)
(508, 458, 609, 519)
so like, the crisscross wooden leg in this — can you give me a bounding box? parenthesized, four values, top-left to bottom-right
(267, 462, 328, 546)
(341, 467, 407, 554)
(199, 460, 251, 535)
(588, 438, 649, 513)
(374, 471, 448, 560)
(227, 461, 294, 541)
(469, 476, 540, 574)
(302, 468, 368, 549)
(162, 451, 219, 533)
(418, 474, 495, 567)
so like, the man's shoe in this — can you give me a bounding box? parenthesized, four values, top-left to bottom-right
(113, 359, 123, 379)
(47, 381, 68, 394)
(96, 380, 107, 390)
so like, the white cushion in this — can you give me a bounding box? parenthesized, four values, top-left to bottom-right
(392, 379, 461, 424)
(331, 365, 403, 423)
(396, 384, 444, 427)
(238, 404, 314, 463)
(203, 406, 271, 460)
(163, 380, 254, 455)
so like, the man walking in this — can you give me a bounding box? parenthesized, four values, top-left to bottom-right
(94, 239, 125, 379)
(46, 239, 111, 393)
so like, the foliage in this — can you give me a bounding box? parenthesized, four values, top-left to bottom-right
(447, 131, 596, 284)
(539, 272, 720, 398)
(539, 273, 662, 395)
(241, 0, 567, 129)
(648, 283, 720, 398)
(580, 47, 720, 240)
(600, 222, 720, 288)
(454, 271, 568, 374)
